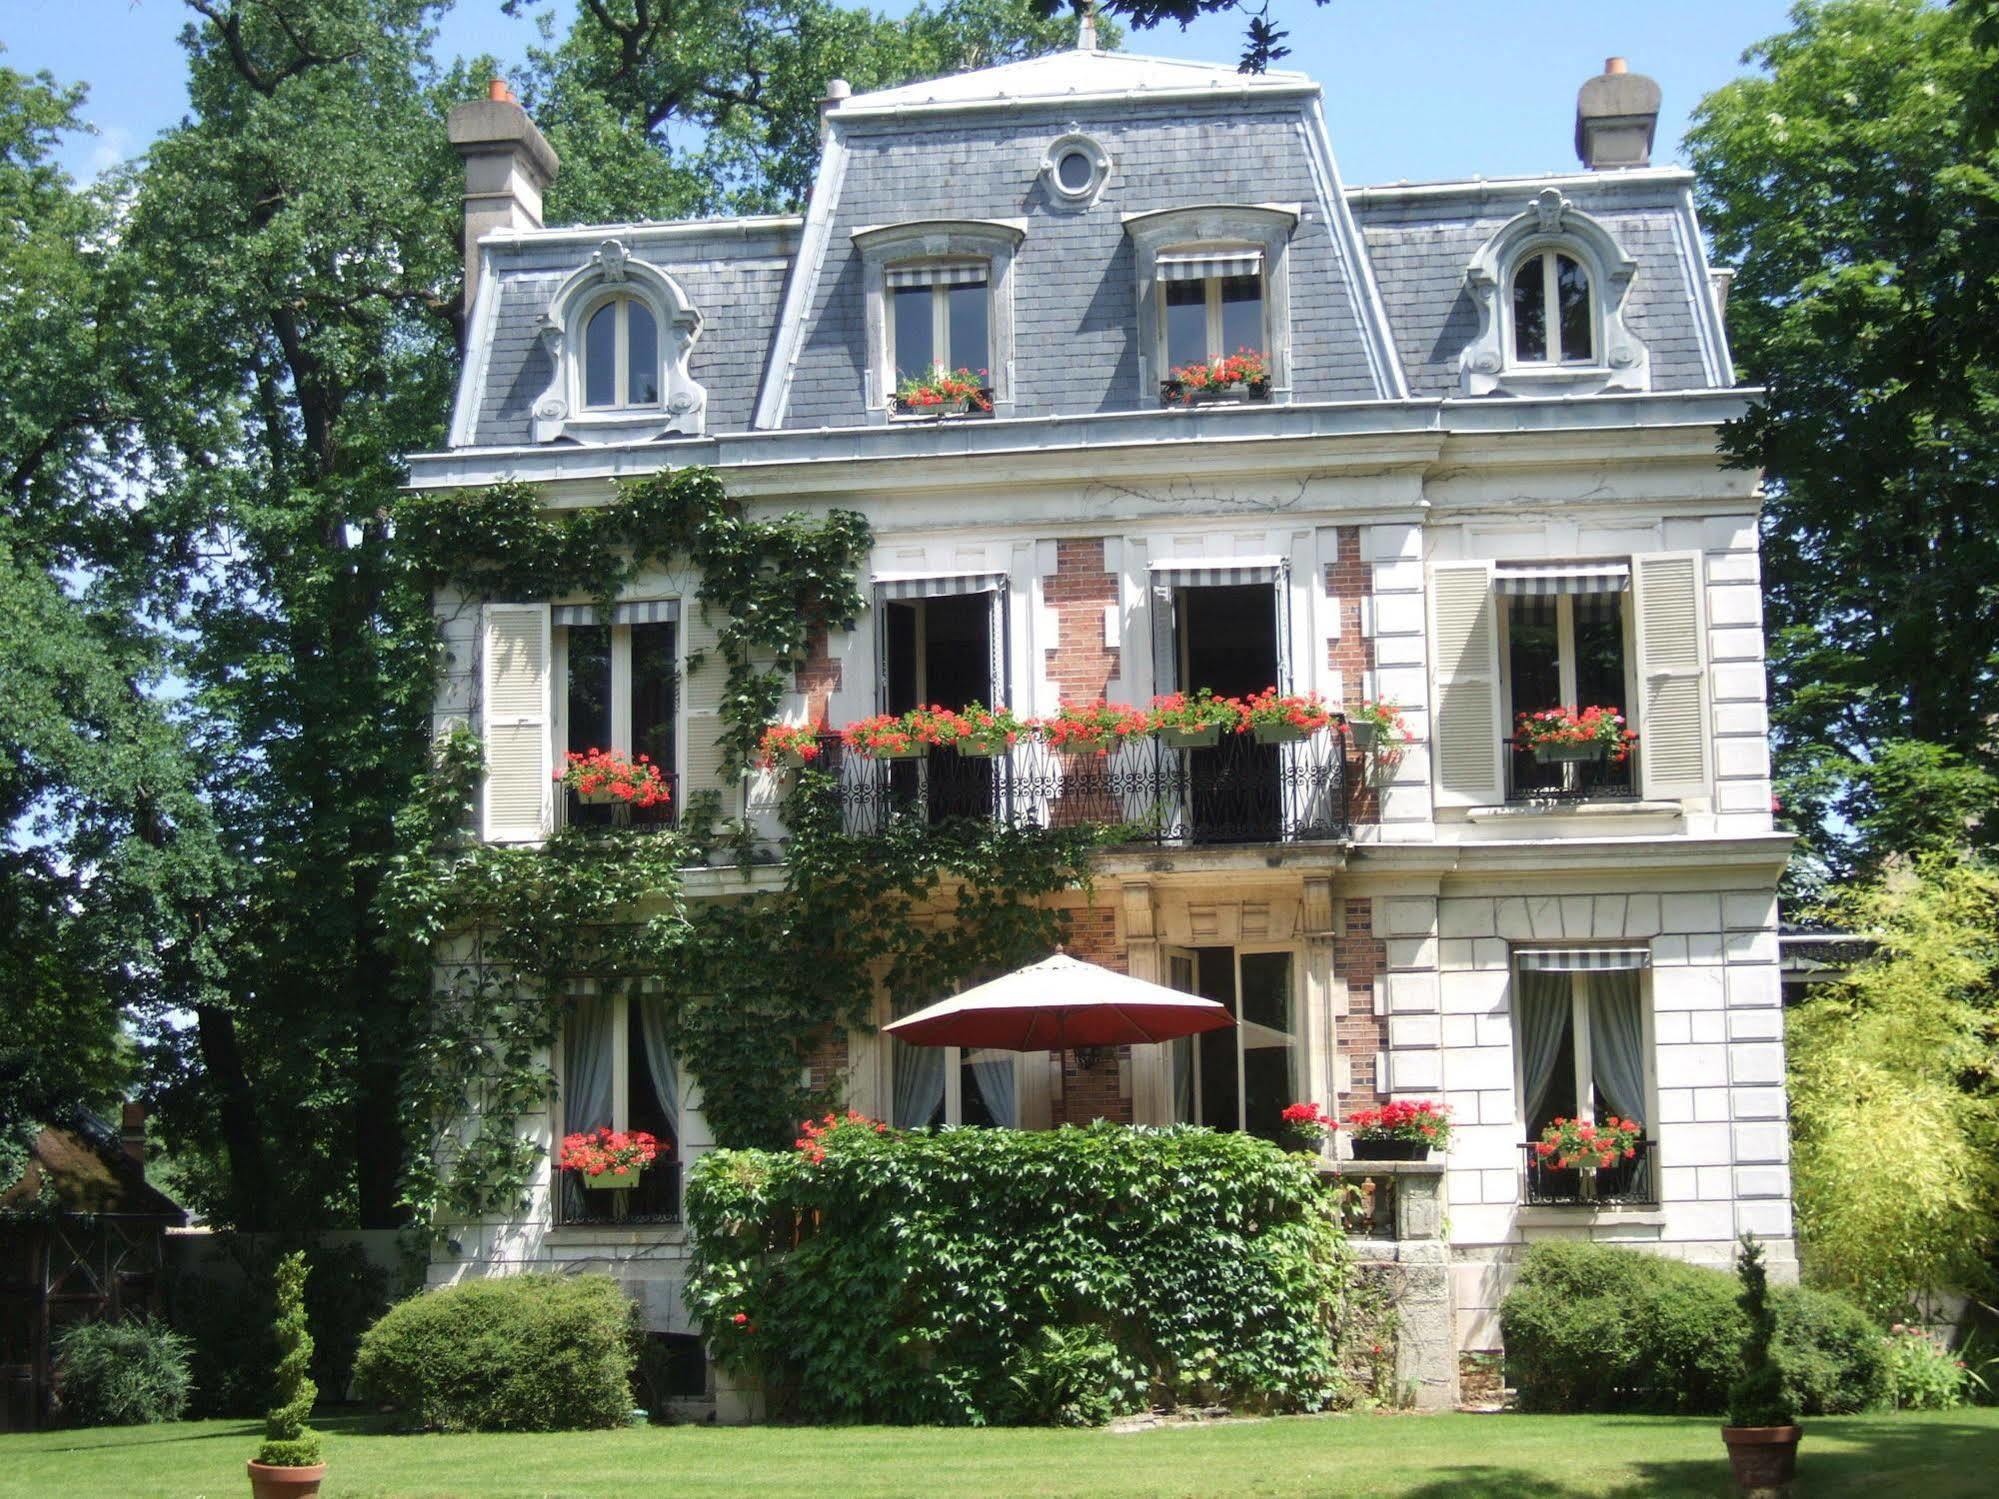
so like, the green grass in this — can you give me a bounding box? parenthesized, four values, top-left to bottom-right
(3, 1409, 1996, 1498)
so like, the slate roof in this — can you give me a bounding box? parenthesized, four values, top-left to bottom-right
(2, 1117, 186, 1221)
(445, 43, 1734, 453)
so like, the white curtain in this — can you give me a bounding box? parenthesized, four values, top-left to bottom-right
(636, 996, 679, 1143)
(1587, 971, 1647, 1123)
(1171, 1037, 1193, 1123)
(968, 1049, 1017, 1127)
(562, 996, 615, 1133)
(893, 1038, 946, 1127)
(1515, 971, 1572, 1130)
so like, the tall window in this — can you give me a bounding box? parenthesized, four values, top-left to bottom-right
(558, 614, 677, 825)
(889, 264, 989, 380)
(1501, 587, 1632, 796)
(1511, 250, 1593, 365)
(1514, 959, 1652, 1158)
(1161, 271, 1264, 370)
(583, 295, 660, 409)
(559, 993, 680, 1223)
(1166, 947, 1297, 1140)
(890, 986, 1016, 1128)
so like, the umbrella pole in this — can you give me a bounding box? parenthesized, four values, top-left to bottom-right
(1058, 1047, 1068, 1128)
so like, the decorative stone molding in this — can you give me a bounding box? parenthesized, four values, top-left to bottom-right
(1040, 127, 1112, 209)
(1121, 203, 1299, 399)
(1460, 189, 1649, 397)
(851, 218, 1026, 422)
(530, 239, 708, 443)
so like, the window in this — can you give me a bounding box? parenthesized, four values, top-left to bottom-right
(1165, 947, 1298, 1140)
(1125, 206, 1295, 403)
(1514, 952, 1655, 1203)
(1042, 132, 1110, 205)
(556, 608, 678, 826)
(1054, 150, 1095, 193)
(1158, 258, 1264, 372)
(1510, 250, 1593, 366)
(853, 219, 1024, 420)
(871, 576, 1007, 824)
(558, 991, 681, 1224)
(1498, 571, 1634, 799)
(581, 294, 661, 409)
(888, 264, 990, 384)
(890, 981, 1018, 1127)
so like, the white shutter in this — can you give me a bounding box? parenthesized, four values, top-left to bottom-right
(680, 603, 733, 806)
(1429, 562, 1502, 806)
(1632, 552, 1710, 800)
(481, 603, 551, 842)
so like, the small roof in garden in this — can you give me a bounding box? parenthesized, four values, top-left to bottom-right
(1, 1119, 187, 1222)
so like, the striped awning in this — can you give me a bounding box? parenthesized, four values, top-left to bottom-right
(1149, 556, 1285, 589)
(873, 570, 1006, 602)
(553, 599, 681, 627)
(560, 975, 667, 999)
(1515, 947, 1652, 973)
(885, 260, 988, 289)
(1495, 563, 1631, 597)
(1156, 248, 1263, 282)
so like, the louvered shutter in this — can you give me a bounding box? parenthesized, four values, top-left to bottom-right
(1150, 583, 1178, 698)
(1632, 552, 1710, 800)
(481, 604, 551, 842)
(680, 603, 733, 807)
(1429, 562, 1501, 806)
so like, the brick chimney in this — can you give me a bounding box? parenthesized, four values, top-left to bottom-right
(1575, 57, 1661, 170)
(120, 1101, 147, 1168)
(446, 79, 559, 320)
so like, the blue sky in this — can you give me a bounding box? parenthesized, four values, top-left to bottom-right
(11, 0, 1794, 188)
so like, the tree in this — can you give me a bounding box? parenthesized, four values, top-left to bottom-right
(1687, 1, 1999, 868)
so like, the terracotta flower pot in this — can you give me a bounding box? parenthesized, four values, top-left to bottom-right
(247, 1461, 327, 1499)
(1721, 1425, 1802, 1497)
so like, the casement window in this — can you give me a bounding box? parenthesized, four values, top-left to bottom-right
(1513, 948, 1656, 1203)
(1509, 249, 1594, 367)
(1124, 205, 1296, 401)
(553, 602, 679, 826)
(557, 988, 681, 1224)
(582, 294, 661, 409)
(528, 241, 707, 442)
(1158, 255, 1265, 370)
(888, 262, 990, 383)
(852, 219, 1023, 419)
(1497, 565, 1636, 798)
(1163, 946, 1298, 1141)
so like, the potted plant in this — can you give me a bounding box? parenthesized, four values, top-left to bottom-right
(841, 711, 929, 760)
(955, 702, 1031, 757)
(1344, 1099, 1452, 1161)
(892, 364, 994, 418)
(1040, 700, 1149, 756)
(1514, 705, 1632, 765)
(1148, 689, 1245, 748)
(756, 720, 825, 770)
(1721, 1235, 1802, 1496)
(246, 1252, 324, 1499)
(1343, 698, 1407, 757)
(1162, 349, 1271, 406)
(1241, 687, 1335, 745)
(1279, 1100, 1336, 1154)
(904, 704, 977, 753)
(555, 748, 672, 808)
(1533, 1114, 1643, 1172)
(558, 1126, 662, 1190)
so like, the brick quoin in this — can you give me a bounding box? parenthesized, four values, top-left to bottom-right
(1323, 525, 1381, 825)
(1045, 539, 1120, 704)
(1333, 896, 1385, 1113)
(793, 625, 842, 725)
(1052, 903, 1132, 1126)
(803, 1025, 848, 1102)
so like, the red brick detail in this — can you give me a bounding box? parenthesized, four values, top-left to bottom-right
(803, 1026, 849, 1101)
(1045, 539, 1120, 705)
(1323, 526, 1381, 825)
(1052, 904, 1133, 1126)
(794, 625, 842, 726)
(1333, 897, 1386, 1113)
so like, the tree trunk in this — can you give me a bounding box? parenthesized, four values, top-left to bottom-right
(193, 1003, 271, 1231)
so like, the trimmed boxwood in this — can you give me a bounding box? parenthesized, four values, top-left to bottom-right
(1499, 1242, 1884, 1414)
(352, 1274, 635, 1432)
(685, 1121, 1355, 1426)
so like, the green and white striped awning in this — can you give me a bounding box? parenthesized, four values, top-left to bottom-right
(873, 571, 1006, 602)
(885, 260, 988, 289)
(553, 599, 681, 627)
(1495, 563, 1631, 597)
(1156, 248, 1263, 282)
(1515, 947, 1652, 973)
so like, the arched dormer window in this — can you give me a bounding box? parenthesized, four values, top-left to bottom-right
(853, 219, 1025, 423)
(531, 239, 707, 443)
(1462, 189, 1648, 397)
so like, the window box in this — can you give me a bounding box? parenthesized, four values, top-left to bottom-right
(1351, 1138, 1431, 1162)
(1159, 378, 1272, 408)
(954, 738, 1007, 758)
(1533, 741, 1607, 766)
(582, 1167, 640, 1191)
(1252, 721, 1310, 746)
(887, 387, 995, 421)
(1159, 724, 1223, 749)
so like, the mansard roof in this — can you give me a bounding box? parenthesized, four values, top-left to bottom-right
(830, 45, 1315, 114)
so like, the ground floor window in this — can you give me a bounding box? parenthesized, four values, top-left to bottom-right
(1165, 946, 1298, 1141)
(891, 1032, 1018, 1127)
(1514, 953, 1655, 1202)
(558, 992, 682, 1222)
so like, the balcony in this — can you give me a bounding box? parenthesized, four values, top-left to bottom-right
(1503, 739, 1638, 804)
(820, 732, 1350, 846)
(1519, 1139, 1658, 1207)
(553, 1158, 682, 1227)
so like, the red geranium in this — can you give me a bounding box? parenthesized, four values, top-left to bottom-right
(1535, 1115, 1643, 1171)
(1343, 1099, 1453, 1149)
(554, 748, 671, 808)
(1514, 705, 1636, 762)
(1280, 1100, 1336, 1143)
(794, 1109, 891, 1165)
(1039, 700, 1151, 754)
(556, 1127, 663, 1178)
(757, 720, 824, 769)
(1240, 687, 1335, 737)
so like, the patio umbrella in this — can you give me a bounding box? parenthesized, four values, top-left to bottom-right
(883, 951, 1234, 1123)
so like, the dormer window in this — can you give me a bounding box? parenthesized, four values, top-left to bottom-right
(889, 261, 990, 383)
(1509, 249, 1593, 367)
(853, 219, 1025, 422)
(583, 294, 661, 409)
(1159, 251, 1264, 370)
(1124, 205, 1298, 407)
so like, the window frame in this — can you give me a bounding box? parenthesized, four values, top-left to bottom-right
(529, 238, 708, 443)
(1156, 268, 1268, 374)
(553, 988, 684, 1225)
(1041, 130, 1112, 207)
(1505, 246, 1596, 368)
(1164, 943, 1302, 1138)
(551, 610, 682, 826)
(852, 219, 1025, 422)
(579, 292, 662, 411)
(1508, 961, 1658, 1139)
(1123, 204, 1298, 403)
(886, 272, 993, 389)
(1496, 587, 1639, 726)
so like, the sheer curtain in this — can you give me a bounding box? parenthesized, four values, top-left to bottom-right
(636, 996, 680, 1146)
(562, 997, 615, 1133)
(1587, 971, 1647, 1123)
(893, 1038, 946, 1127)
(1515, 971, 1572, 1130)
(968, 1049, 1017, 1127)
(1171, 1037, 1193, 1123)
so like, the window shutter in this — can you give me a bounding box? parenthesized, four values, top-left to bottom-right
(481, 604, 551, 842)
(1631, 552, 1710, 801)
(1429, 562, 1501, 806)
(1149, 583, 1178, 698)
(680, 603, 733, 807)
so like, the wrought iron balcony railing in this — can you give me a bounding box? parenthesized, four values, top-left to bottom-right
(553, 1158, 682, 1227)
(1519, 1139, 1658, 1207)
(556, 776, 681, 833)
(1503, 738, 1639, 804)
(817, 732, 1350, 846)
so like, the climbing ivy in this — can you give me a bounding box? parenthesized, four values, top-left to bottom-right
(385, 470, 1102, 1228)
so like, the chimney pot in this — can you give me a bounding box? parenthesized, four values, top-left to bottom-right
(447, 88, 560, 320)
(488, 78, 515, 103)
(1575, 58, 1661, 170)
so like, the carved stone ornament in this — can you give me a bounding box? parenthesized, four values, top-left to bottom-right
(529, 246, 709, 443)
(1531, 188, 1570, 234)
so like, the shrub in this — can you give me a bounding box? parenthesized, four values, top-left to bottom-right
(1882, 1324, 1971, 1410)
(1500, 1241, 1883, 1415)
(51, 1318, 193, 1426)
(255, 1251, 320, 1469)
(353, 1274, 636, 1432)
(685, 1121, 1354, 1426)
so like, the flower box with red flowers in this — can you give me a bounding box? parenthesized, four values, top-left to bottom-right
(756, 720, 825, 770)
(840, 712, 927, 760)
(953, 702, 1030, 758)
(1344, 698, 1409, 759)
(1343, 1099, 1452, 1160)
(890, 365, 994, 420)
(555, 749, 671, 808)
(1240, 687, 1335, 745)
(557, 1127, 663, 1190)
(1279, 1100, 1335, 1148)
(1533, 1114, 1643, 1172)
(1039, 700, 1151, 756)
(1148, 689, 1246, 748)
(793, 1109, 890, 1164)
(1161, 350, 1272, 407)
(1514, 705, 1634, 765)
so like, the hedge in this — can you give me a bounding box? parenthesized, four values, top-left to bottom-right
(685, 1120, 1356, 1425)
(50, 1319, 193, 1427)
(352, 1274, 636, 1432)
(1500, 1241, 1885, 1414)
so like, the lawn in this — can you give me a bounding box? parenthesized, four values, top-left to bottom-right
(3, 1409, 1996, 1499)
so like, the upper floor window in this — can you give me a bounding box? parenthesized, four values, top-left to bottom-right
(1041, 131, 1111, 208)
(583, 294, 661, 409)
(1159, 252, 1265, 372)
(888, 261, 990, 384)
(1124, 205, 1297, 405)
(852, 219, 1025, 422)
(555, 603, 678, 828)
(1510, 249, 1593, 367)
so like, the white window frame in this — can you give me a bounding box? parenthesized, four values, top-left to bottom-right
(1497, 589, 1638, 726)
(1509, 966, 1657, 1138)
(886, 275, 992, 385)
(852, 218, 1025, 421)
(580, 292, 661, 411)
(552, 613, 682, 823)
(1164, 944, 1301, 1135)
(529, 238, 708, 442)
(1505, 246, 1596, 368)
(1156, 270, 1268, 372)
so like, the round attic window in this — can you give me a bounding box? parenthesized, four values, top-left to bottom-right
(1042, 131, 1109, 206)
(1055, 149, 1094, 193)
